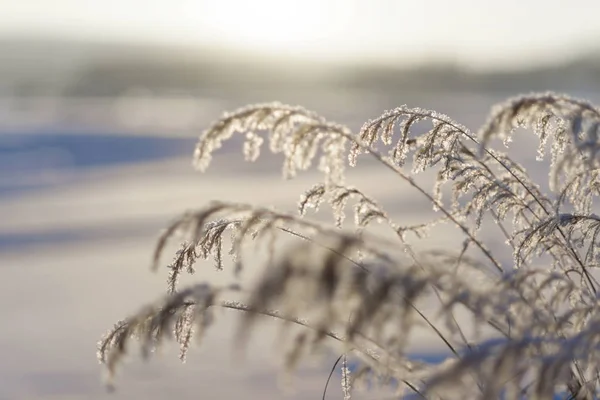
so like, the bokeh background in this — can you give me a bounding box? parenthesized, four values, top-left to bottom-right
(1, 0, 600, 398)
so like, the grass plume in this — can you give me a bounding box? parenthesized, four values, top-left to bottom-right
(99, 92, 600, 399)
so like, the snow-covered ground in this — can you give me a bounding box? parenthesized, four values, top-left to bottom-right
(2, 91, 597, 399)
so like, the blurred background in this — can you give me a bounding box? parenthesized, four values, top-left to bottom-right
(1, 0, 600, 399)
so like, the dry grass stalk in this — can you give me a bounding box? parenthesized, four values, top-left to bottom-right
(99, 93, 600, 399)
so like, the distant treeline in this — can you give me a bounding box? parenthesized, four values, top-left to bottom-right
(339, 62, 600, 93)
(60, 61, 600, 97)
(2, 38, 599, 97)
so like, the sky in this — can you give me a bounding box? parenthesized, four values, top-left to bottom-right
(2, 0, 600, 70)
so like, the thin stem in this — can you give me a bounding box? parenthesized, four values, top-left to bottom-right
(322, 354, 344, 400)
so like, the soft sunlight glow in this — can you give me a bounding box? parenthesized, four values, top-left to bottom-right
(196, 0, 333, 52)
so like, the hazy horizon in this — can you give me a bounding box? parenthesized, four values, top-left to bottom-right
(2, 0, 600, 71)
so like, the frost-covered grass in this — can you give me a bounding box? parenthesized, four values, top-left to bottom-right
(100, 92, 600, 399)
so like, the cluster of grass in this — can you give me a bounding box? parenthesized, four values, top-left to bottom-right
(99, 92, 600, 399)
